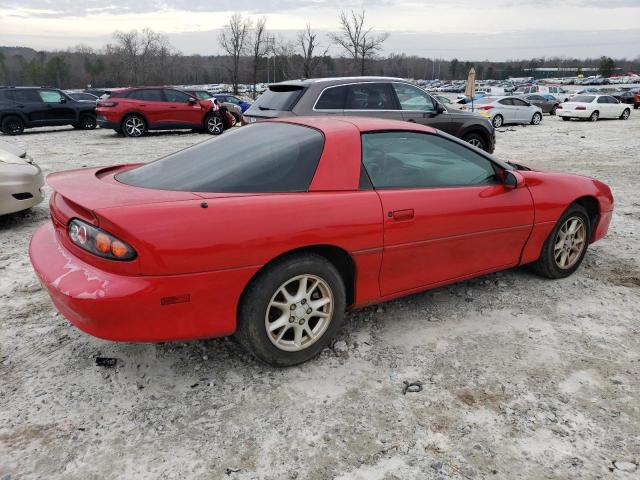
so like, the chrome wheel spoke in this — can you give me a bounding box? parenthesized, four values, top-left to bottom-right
(268, 314, 290, 332)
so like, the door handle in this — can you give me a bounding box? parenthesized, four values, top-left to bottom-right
(390, 209, 414, 221)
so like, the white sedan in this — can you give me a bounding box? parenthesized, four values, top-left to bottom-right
(557, 94, 631, 122)
(0, 139, 44, 216)
(460, 96, 543, 128)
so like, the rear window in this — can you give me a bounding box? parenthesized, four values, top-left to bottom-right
(116, 123, 324, 193)
(251, 85, 305, 111)
(572, 95, 595, 103)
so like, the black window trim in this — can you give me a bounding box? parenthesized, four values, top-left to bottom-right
(359, 129, 510, 191)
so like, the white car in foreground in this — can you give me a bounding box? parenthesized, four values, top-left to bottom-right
(557, 94, 631, 122)
(0, 139, 44, 215)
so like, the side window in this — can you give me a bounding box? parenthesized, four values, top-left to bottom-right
(597, 96, 608, 104)
(315, 85, 348, 110)
(345, 83, 396, 110)
(6, 89, 41, 102)
(361, 131, 498, 189)
(128, 89, 164, 101)
(227, 96, 241, 104)
(511, 98, 529, 106)
(165, 90, 191, 103)
(529, 95, 544, 101)
(392, 83, 435, 112)
(498, 98, 513, 105)
(38, 90, 64, 103)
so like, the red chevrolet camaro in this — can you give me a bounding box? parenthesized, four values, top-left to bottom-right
(29, 117, 613, 366)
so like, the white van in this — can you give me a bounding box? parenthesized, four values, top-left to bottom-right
(515, 85, 569, 101)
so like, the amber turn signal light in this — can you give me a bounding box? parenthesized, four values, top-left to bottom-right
(68, 219, 137, 261)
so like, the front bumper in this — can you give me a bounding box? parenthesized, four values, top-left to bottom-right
(0, 162, 44, 215)
(29, 223, 259, 342)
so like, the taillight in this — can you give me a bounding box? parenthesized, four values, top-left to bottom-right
(481, 105, 494, 110)
(97, 101, 118, 107)
(68, 219, 136, 261)
(576, 106, 586, 110)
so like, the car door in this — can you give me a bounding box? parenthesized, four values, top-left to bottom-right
(127, 89, 167, 126)
(605, 96, 623, 117)
(37, 89, 76, 123)
(392, 82, 451, 132)
(497, 98, 517, 123)
(596, 96, 612, 118)
(511, 98, 532, 122)
(342, 82, 402, 121)
(361, 131, 534, 295)
(526, 95, 545, 112)
(6, 89, 48, 124)
(163, 89, 202, 126)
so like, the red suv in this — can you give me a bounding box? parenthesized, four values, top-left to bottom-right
(96, 87, 232, 137)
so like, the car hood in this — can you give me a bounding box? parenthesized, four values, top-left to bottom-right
(0, 148, 30, 166)
(0, 139, 28, 160)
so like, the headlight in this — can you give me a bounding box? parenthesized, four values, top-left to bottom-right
(68, 219, 137, 261)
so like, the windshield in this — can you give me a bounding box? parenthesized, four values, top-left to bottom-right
(572, 95, 595, 103)
(251, 85, 305, 111)
(116, 123, 324, 193)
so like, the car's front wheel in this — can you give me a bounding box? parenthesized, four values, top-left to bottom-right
(205, 114, 224, 135)
(492, 114, 503, 128)
(620, 109, 630, 120)
(530, 204, 590, 279)
(236, 253, 346, 366)
(1, 116, 24, 135)
(462, 133, 487, 151)
(531, 112, 542, 125)
(122, 114, 147, 137)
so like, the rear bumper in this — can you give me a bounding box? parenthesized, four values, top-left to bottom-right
(0, 162, 44, 215)
(29, 223, 259, 342)
(97, 117, 119, 130)
(557, 109, 591, 118)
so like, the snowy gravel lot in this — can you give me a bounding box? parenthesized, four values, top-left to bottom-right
(1, 111, 639, 479)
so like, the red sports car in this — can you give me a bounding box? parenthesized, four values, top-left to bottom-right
(29, 117, 613, 366)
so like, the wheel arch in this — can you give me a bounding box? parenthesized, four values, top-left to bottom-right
(120, 110, 148, 127)
(572, 195, 599, 236)
(239, 244, 357, 310)
(460, 126, 491, 144)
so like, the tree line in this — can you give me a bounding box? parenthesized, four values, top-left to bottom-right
(0, 10, 637, 94)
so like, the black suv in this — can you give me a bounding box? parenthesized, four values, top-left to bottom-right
(0, 87, 97, 135)
(244, 77, 495, 152)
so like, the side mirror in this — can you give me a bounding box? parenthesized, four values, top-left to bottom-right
(504, 170, 524, 189)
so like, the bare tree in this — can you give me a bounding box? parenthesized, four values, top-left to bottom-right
(272, 36, 297, 82)
(249, 17, 270, 98)
(330, 9, 389, 75)
(219, 13, 251, 94)
(297, 24, 328, 78)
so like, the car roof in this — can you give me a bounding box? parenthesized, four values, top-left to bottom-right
(273, 115, 437, 134)
(269, 76, 407, 88)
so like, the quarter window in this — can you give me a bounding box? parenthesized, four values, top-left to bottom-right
(165, 90, 191, 103)
(345, 83, 396, 110)
(361, 131, 499, 189)
(392, 83, 435, 112)
(315, 85, 348, 110)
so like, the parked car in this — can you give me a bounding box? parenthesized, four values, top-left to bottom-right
(515, 85, 569, 101)
(244, 77, 496, 153)
(0, 139, 44, 215)
(66, 91, 99, 103)
(183, 89, 243, 126)
(29, 116, 613, 366)
(557, 95, 631, 122)
(0, 87, 97, 135)
(520, 94, 560, 115)
(96, 87, 232, 137)
(460, 96, 543, 128)
(212, 94, 252, 113)
(612, 89, 640, 109)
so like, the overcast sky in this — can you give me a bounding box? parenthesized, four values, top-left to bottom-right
(1, 0, 639, 60)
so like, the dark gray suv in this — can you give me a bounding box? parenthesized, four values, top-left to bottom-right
(244, 77, 495, 153)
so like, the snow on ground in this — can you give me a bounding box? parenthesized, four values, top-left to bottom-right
(1, 110, 639, 479)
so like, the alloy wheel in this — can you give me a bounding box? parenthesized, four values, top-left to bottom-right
(621, 109, 630, 120)
(590, 111, 599, 122)
(492, 115, 503, 128)
(124, 117, 145, 136)
(532, 113, 542, 125)
(207, 116, 224, 134)
(467, 138, 482, 148)
(264, 274, 334, 352)
(553, 216, 586, 270)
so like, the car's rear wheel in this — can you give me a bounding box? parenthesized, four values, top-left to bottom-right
(530, 204, 590, 279)
(205, 114, 224, 135)
(492, 114, 503, 128)
(531, 112, 542, 125)
(589, 111, 599, 122)
(122, 114, 147, 137)
(462, 133, 487, 151)
(78, 113, 97, 130)
(550, 105, 558, 115)
(620, 109, 630, 120)
(236, 253, 346, 366)
(1, 116, 24, 135)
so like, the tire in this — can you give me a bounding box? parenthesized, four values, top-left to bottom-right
(235, 253, 347, 367)
(492, 114, 503, 128)
(122, 114, 147, 137)
(1, 116, 24, 135)
(620, 109, 630, 120)
(550, 105, 558, 116)
(531, 112, 542, 125)
(529, 204, 590, 279)
(561, 117, 571, 121)
(204, 114, 224, 135)
(78, 113, 97, 130)
(230, 113, 240, 127)
(589, 111, 599, 122)
(462, 133, 487, 151)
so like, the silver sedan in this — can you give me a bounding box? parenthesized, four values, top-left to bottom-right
(461, 96, 543, 128)
(0, 139, 44, 216)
